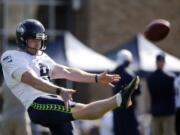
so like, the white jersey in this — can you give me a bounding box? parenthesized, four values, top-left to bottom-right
(1, 50, 56, 109)
(174, 75, 180, 108)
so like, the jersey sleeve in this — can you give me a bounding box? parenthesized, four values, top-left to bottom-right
(1, 52, 30, 82)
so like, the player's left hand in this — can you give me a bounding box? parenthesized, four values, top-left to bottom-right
(97, 71, 121, 87)
(60, 88, 76, 110)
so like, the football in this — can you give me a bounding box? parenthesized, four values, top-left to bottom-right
(144, 19, 170, 42)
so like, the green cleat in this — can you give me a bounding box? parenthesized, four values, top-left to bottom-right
(120, 76, 140, 109)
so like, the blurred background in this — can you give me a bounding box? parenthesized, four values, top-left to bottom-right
(0, 0, 180, 135)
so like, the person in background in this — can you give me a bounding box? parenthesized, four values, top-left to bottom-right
(147, 53, 175, 135)
(112, 49, 141, 135)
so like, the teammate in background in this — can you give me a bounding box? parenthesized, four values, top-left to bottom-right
(112, 50, 140, 135)
(147, 54, 175, 135)
(1, 19, 140, 135)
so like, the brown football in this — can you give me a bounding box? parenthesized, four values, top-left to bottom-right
(144, 19, 170, 42)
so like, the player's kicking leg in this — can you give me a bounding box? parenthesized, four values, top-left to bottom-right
(72, 76, 140, 120)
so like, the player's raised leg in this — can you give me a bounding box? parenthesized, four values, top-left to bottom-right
(72, 76, 140, 120)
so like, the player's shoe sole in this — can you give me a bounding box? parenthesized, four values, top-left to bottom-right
(120, 76, 140, 109)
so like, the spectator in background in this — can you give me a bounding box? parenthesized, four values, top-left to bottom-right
(174, 74, 180, 135)
(112, 49, 140, 135)
(147, 53, 175, 135)
(0, 81, 32, 135)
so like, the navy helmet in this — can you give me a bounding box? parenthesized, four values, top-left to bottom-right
(16, 19, 47, 52)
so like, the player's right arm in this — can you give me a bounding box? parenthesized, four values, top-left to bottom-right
(21, 70, 74, 95)
(21, 70, 75, 107)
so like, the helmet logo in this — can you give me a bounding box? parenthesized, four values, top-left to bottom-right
(18, 27, 25, 35)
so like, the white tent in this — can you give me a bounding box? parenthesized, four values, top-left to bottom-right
(138, 34, 180, 72)
(106, 33, 180, 74)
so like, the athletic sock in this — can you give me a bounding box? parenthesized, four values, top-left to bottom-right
(115, 93, 122, 107)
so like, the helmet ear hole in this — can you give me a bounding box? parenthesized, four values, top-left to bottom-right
(16, 19, 47, 54)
